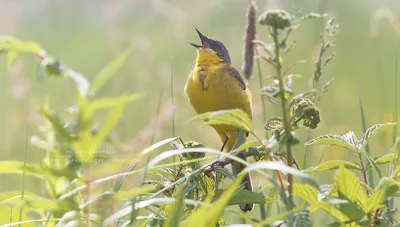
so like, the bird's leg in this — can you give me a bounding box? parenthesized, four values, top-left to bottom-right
(220, 135, 228, 151)
(211, 135, 229, 171)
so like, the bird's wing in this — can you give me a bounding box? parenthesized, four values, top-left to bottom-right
(227, 66, 246, 90)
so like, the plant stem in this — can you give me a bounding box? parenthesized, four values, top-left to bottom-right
(272, 26, 294, 206)
(256, 53, 268, 137)
(358, 154, 370, 196)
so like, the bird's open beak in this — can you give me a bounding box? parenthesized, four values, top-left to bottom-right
(190, 28, 209, 48)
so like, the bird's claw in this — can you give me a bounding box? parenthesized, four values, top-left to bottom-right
(211, 160, 224, 171)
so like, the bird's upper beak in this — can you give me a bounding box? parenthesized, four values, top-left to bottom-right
(190, 28, 209, 49)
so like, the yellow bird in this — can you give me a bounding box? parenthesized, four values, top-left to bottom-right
(184, 29, 254, 212)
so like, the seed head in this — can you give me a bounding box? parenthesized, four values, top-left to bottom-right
(259, 9, 292, 30)
(242, 0, 257, 80)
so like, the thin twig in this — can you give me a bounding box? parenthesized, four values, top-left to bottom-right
(271, 25, 294, 206)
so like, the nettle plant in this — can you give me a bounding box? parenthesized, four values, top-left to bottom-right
(0, 6, 399, 227)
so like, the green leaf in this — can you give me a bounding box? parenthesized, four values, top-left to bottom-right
(213, 166, 235, 180)
(90, 101, 124, 154)
(303, 160, 361, 173)
(71, 95, 93, 161)
(231, 129, 247, 151)
(90, 48, 132, 96)
(256, 205, 307, 226)
(41, 109, 72, 141)
(335, 165, 366, 220)
(89, 94, 144, 111)
(341, 131, 360, 151)
(183, 172, 245, 227)
(360, 123, 396, 147)
(363, 178, 400, 213)
(0, 193, 58, 210)
(288, 209, 311, 227)
(304, 134, 358, 153)
(313, 203, 349, 222)
(292, 184, 319, 204)
(7, 51, 18, 69)
(375, 154, 394, 165)
(214, 189, 272, 205)
(0, 36, 42, 53)
(0, 161, 76, 179)
(362, 151, 383, 178)
(164, 187, 184, 227)
(203, 173, 215, 194)
(392, 137, 400, 179)
(191, 109, 253, 133)
(73, 95, 126, 161)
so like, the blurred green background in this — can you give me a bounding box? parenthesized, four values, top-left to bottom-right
(0, 0, 399, 223)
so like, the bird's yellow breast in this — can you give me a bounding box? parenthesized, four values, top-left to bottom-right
(184, 64, 252, 134)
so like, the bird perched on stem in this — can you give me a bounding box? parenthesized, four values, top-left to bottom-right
(184, 29, 254, 212)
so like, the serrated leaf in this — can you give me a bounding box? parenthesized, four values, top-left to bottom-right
(304, 134, 358, 153)
(290, 89, 317, 106)
(362, 150, 383, 178)
(292, 184, 319, 204)
(318, 184, 334, 201)
(288, 209, 311, 227)
(90, 48, 132, 96)
(342, 131, 360, 150)
(363, 178, 400, 213)
(214, 189, 270, 205)
(213, 166, 235, 180)
(392, 137, 400, 179)
(91, 101, 124, 150)
(360, 123, 396, 147)
(303, 160, 361, 173)
(336, 166, 366, 220)
(164, 187, 184, 227)
(191, 109, 253, 133)
(41, 109, 72, 141)
(263, 93, 281, 105)
(232, 129, 246, 151)
(256, 206, 307, 226)
(312, 203, 349, 222)
(375, 154, 394, 165)
(182, 172, 245, 227)
(73, 99, 124, 161)
(233, 140, 259, 155)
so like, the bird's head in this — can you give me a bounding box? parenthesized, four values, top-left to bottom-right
(190, 28, 231, 66)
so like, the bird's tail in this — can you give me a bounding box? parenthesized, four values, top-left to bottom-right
(218, 129, 254, 212)
(231, 152, 254, 212)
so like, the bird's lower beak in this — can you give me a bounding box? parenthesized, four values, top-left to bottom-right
(190, 28, 209, 48)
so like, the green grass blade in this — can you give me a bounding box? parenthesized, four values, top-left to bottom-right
(19, 127, 28, 226)
(151, 88, 164, 145)
(89, 48, 131, 96)
(393, 52, 398, 144)
(389, 52, 399, 210)
(256, 55, 268, 137)
(170, 60, 176, 174)
(358, 89, 374, 187)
